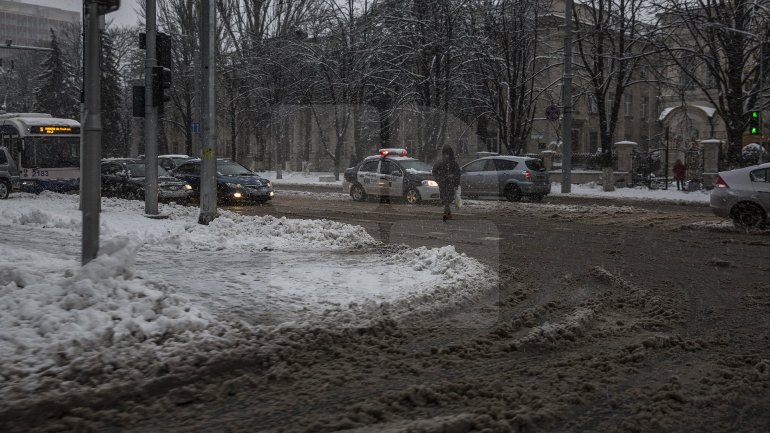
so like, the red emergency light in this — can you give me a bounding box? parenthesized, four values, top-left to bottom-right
(379, 148, 407, 157)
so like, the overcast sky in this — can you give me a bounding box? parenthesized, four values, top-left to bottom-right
(18, 0, 141, 27)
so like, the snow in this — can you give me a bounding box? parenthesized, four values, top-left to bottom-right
(0, 192, 493, 401)
(256, 170, 344, 186)
(550, 182, 710, 203)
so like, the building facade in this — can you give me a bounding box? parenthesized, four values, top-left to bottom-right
(0, 0, 79, 48)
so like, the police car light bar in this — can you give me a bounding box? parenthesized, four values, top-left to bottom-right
(379, 148, 407, 157)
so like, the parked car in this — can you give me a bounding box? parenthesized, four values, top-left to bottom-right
(171, 158, 274, 204)
(460, 155, 550, 202)
(0, 146, 20, 199)
(101, 158, 193, 203)
(342, 148, 440, 204)
(158, 154, 193, 172)
(710, 162, 770, 229)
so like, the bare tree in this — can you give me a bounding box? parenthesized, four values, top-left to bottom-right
(572, 0, 654, 166)
(465, 0, 555, 155)
(652, 0, 770, 166)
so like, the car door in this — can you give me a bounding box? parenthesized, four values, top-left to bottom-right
(493, 159, 518, 195)
(461, 159, 489, 195)
(357, 160, 380, 195)
(380, 160, 404, 197)
(750, 168, 770, 211)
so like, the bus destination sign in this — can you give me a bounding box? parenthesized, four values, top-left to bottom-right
(30, 126, 80, 135)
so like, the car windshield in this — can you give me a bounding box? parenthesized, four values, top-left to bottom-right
(125, 163, 170, 177)
(217, 161, 255, 176)
(399, 159, 432, 173)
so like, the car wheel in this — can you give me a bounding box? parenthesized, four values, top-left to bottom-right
(731, 202, 766, 230)
(504, 184, 522, 202)
(404, 187, 421, 204)
(350, 183, 367, 201)
(0, 179, 9, 199)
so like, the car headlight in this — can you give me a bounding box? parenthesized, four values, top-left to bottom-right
(422, 180, 438, 187)
(226, 182, 242, 189)
(184, 184, 193, 190)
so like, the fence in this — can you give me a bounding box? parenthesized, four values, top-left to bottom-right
(550, 152, 604, 171)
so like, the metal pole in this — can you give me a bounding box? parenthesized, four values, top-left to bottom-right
(663, 128, 669, 190)
(81, 0, 102, 265)
(560, 0, 573, 193)
(193, 40, 201, 157)
(760, 40, 765, 151)
(144, 0, 159, 215)
(198, 0, 218, 224)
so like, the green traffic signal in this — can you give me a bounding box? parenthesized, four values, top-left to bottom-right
(748, 110, 761, 135)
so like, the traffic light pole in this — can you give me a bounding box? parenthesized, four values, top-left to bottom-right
(198, 0, 218, 225)
(144, 0, 160, 216)
(82, 0, 102, 265)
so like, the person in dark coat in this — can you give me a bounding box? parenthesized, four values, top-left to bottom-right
(432, 145, 461, 221)
(673, 159, 686, 190)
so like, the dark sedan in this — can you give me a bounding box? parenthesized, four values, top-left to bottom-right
(101, 158, 193, 203)
(172, 158, 274, 204)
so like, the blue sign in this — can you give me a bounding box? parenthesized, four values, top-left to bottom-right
(191, 122, 201, 133)
(545, 105, 561, 121)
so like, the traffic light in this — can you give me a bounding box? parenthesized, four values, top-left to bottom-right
(132, 85, 144, 117)
(96, 0, 120, 15)
(748, 110, 761, 135)
(139, 32, 172, 69)
(151, 66, 172, 115)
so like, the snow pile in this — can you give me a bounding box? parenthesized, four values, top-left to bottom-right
(550, 182, 710, 203)
(0, 193, 496, 402)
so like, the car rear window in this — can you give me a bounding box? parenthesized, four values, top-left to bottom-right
(525, 159, 545, 171)
(751, 168, 768, 182)
(494, 159, 517, 171)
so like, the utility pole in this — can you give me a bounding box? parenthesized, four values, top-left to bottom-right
(199, 0, 218, 224)
(560, 0, 574, 193)
(82, 0, 120, 265)
(144, 0, 160, 216)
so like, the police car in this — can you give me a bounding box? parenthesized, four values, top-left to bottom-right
(342, 148, 440, 204)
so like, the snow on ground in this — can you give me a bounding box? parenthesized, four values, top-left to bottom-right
(256, 170, 344, 186)
(0, 192, 493, 401)
(549, 182, 710, 203)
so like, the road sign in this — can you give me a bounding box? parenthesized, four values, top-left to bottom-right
(191, 122, 201, 133)
(545, 105, 561, 121)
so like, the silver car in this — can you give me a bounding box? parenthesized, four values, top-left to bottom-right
(460, 156, 550, 202)
(710, 162, 770, 229)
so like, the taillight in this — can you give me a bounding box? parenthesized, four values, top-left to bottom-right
(715, 175, 728, 188)
(523, 170, 532, 181)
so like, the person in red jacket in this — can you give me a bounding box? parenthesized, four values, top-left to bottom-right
(673, 159, 686, 190)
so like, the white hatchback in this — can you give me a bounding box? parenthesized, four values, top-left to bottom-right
(710, 162, 770, 229)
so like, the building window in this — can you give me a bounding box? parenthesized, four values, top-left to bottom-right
(588, 94, 598, 114)
(624, 94, 633, 117)
(589, 132, 599, 153)
(640, 96, 649, 121)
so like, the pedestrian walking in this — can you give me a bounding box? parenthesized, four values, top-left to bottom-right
(432, 145, 461, 222)
(673, 159, 686, 191)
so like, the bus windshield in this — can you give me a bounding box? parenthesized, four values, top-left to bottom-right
(21, 136, 80, 168)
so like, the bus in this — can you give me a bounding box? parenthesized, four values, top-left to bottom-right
(0, 113, 81, 193)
